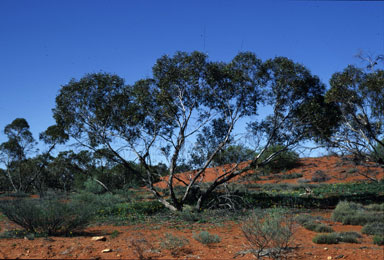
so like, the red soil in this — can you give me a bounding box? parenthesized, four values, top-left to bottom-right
(156, 156, 384, 188)
(0, 212, 383, 259)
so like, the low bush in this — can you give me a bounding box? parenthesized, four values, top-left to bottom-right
(337, 232, 361, 243)
(242, 208, 296, 259)
(0, 198, 93, 235)
(311, 170, 330, 182)
(84, 178, 105, 194)
(313, 232, 362, 244)
(373, 235, 384, 246)
(332, 201, 364, 222)
(341, 212, 383, 225)
(332, 201, 384, 225)
(279, 172, 303, 179)
(257, 145, 300, 173)
(365, 203, 384, 212)
(312, 233, 339, 244)
(160, 233, 190, 257)
(193, 231, 221, 245)
(303, 222, 334, 233)
(295, 214, 317, 225)
(362, 222, 384, 236)
(178, 210, 201, 223)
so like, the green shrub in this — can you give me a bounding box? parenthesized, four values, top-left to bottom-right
(365, 203, 384, 212)
(303, 222, 334, 233)
(337, 232, 361, 243)
(312, 233, 339, 244)
(362, 222, 384, 236)
(279, 172, 303, 179)
(373, 235, 384, 246)
(257, 145, 300, 173)
(313, 232, 362, 244)
(110, 200, 165, 216)
(311, 170, 330, 182)
(341, 213, 382, 225)
(0, 198, 93, 235)
(84, 178, 105, 194)
(295, 214, 325, 225)
(178, 210, 201, 222)
(160, 233, 190, 257)
(110, 230, 119, 238)
(332, 201, 364, 222)
(70, 192, 125, 216)
(242, 208, 296, 259)
(193, 231, 221, 245)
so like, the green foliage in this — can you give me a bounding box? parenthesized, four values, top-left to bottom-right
(257, 145, 300, 173)
(362, 222, 384, 236)
(313, 232, 362, 244)
(371, 140, 384, 164)
(177, 210, 202, 223)
(337, 232, 362, 243)
(325, 64, 384, 164)
(311, 170, 330, 182)
(241, 208, 296, 259)
(160, 233, 189, 256)
(83, 178, 105, 194)
(332, 201, 364, 222)
(295, 213, 333, 233)
(110, 230, 119, 239)
(279, 172, 303, 180)
(193, 231, 221, 245)
(312, 233, 339, 244)
(365, 203, 384, 212)
(373, 235, 384, 246)
(0, 198, 93, 235)
(332, 201, 384, 225)
(303, 222, 334, 233)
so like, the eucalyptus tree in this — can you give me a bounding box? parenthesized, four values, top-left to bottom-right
(0, 118, 35, 192)
(0, 119, 68, 193)
(53, 52, 333, 211)
(325, 61, 384, 165)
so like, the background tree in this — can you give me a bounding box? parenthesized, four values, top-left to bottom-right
(0, 119, 68, 194)
(324, 56, 384, 165)
(0, 118, 36, 192)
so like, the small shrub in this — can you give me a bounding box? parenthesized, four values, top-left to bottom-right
(130, 234, 156, 260)
(311, 170, 330, 182)
(303, 222, 334, 233)
(161, 233, 189, 250)
(178, 210, 200, 222)
(312, 233, 339, 244)
(193, 231, 221, 245)
(84, 178, 105, 194)
(0, 198, 93, 235)
(373, 235, 384, 246)
(110, 230, 119, 238)
(295, 214, 316, 225)
(362, 222, 384, 236)
(347, 168, 358, 174)
(365, 203, 384, 212)
(160, 233, 190, 257)
(279, 173, 303, 180)
(257, 145, 300, 173)
(331, 201, 364, 222)
(242, 208, 296, 259)
(313, 232, 362, 244)
(337, 232, 361, 243)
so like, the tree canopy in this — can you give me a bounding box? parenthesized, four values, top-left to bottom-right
(51, 51, 333, 211)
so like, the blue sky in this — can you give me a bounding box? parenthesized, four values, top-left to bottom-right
(0, 0, 383, 156)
